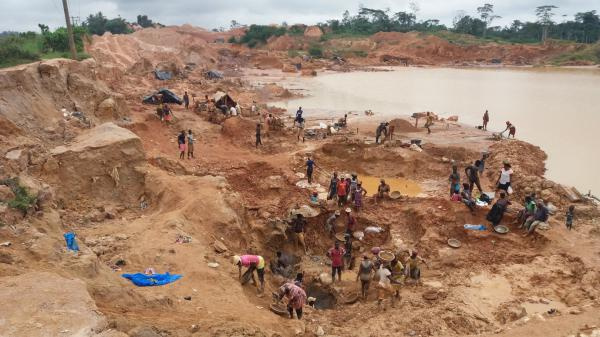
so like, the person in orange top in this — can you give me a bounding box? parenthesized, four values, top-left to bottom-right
(337, 178, 347, 207)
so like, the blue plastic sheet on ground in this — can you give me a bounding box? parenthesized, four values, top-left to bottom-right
(64, 232, 79, 251)
(121, 273, 182, 286)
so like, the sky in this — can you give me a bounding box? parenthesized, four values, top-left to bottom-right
(1, 0, 597, 32)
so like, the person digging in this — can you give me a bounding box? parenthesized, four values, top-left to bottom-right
(233, 254, 265, 294)
(277, 282, 307, 320)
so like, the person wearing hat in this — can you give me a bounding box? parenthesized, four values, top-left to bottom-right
(325, 210, 340, 238)
(290, 213, 308, 255)
(328, 241, 346, 282)
(345, 208, 356, 234)
(356, 255, 374, 299)
(233, 254, 265, 294)
(375, 179, 390, 204)
(496, 161, 514, 194)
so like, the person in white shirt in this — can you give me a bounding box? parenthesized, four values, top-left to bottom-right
(496, 160, 514, 193)
(375, 263, 395, 309)
(229, 106, 237, 116)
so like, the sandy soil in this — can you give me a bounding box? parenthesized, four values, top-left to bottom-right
(0, 25, 599, 337)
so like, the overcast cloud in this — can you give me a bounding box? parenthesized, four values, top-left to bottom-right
(1, 0, 597, 32)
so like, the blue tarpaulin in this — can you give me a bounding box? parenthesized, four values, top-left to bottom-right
(154, 70, 173, 80)
(122, 273, 182, 287)
(64, 232, 79, 251)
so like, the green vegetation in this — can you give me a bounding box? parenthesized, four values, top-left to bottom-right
(0, 27, 89, 68)
(85, 12, 132, 35)
(319, 6, 600, 45)
(1, 12, 159, 68)
(0, 34, 40, 67)
(308, 44, 323, 58)
(1, 178, 37, 215)
(287, 25, 305, 36)
(239, 25, 286, 47)
(551, 43, 600, 64)
(287, 49, 301, 58)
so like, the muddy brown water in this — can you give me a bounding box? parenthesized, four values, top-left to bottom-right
(275, 67, 600, 195)
(359, 175, 421, 197)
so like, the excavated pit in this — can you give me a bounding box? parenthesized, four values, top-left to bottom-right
(306, 283, 337, 310)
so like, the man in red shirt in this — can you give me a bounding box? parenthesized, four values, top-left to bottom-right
(328, 241, 346, 282)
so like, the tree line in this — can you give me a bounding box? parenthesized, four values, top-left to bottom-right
(0, 13, 159, 67)
(322, 5, 600, 44)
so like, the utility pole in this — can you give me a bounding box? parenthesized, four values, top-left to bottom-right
(61, 0, 78, 60)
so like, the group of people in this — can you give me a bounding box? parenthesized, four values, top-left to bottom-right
(176, 130, 196, 159)
(449, 152, 575, 235)
(322, 170, 391, 211)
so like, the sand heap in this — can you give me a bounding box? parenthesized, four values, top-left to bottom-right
(0, 59, 128, 136)
(0, 272, 114, 337)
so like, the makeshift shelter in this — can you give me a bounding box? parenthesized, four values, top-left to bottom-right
(213, 91, 236, 109)
(205, 70, 223, 80)
(142, 88, 183, 105)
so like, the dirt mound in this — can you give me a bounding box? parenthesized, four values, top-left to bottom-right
(88, 27, 219, 71)
(0, 272, 108, 336)
(389, 118, 420, 132)
(0, 59, 128, 138)
(43, 123, 146, 208)
(267, 35, 297, 51)
(304, 26, 323, 38)
(251, 54, 284, 69)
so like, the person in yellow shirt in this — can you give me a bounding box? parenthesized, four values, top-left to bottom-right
(389, 258, 404, 300)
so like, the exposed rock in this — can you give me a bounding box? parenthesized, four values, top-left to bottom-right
(319, 272, 333, 285)
(5, 149, 22, 160)
(214, 239, 228, 253)
(96, 97, 122, 120)
(45, 123, 146, 207)
(0, 272, 107, 336)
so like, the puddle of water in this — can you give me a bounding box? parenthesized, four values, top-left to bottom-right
(358, 175, 421, 197)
